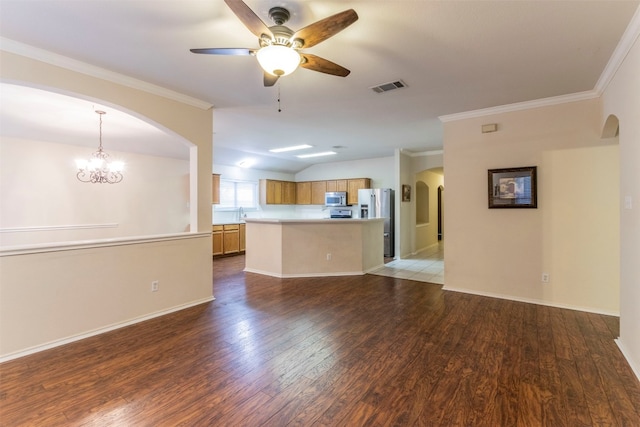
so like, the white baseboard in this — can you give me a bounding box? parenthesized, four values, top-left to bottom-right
(0, 296, 215, 363)
(441, 285, 620, 317)
(243, 267, 366, 278)
(615, 339, 640, 382)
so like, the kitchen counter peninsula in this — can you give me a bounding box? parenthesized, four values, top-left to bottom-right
(244, 218, 384, 278)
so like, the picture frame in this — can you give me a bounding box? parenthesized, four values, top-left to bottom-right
(488, 166, 537, 209)
(402, 184, 411, 202)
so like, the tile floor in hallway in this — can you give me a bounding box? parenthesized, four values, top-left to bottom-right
(369, 241, 444, 284)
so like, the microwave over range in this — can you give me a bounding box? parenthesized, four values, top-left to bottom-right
(325, 191, 348, 207)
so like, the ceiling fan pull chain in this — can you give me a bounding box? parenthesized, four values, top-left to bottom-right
(278, 84, 282, 113)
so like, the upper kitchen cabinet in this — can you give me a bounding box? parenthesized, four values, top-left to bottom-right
(260, 179, 281, 204)
(311, 181, 327, 205)
(326, 180, 348, 192)
(296, 182, 311, 205)
(260, 179, 296, 205)
(347, 178, 372, 205)
(212, 174, 221, 204)
(283, 181, 297, 205)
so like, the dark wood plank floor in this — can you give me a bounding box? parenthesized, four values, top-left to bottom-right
(1, 255, 639, 426)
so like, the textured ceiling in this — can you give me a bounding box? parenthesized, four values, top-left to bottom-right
(0, 1, 638, 172)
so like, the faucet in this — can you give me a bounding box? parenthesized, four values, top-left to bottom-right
(238, 206, 244, 221)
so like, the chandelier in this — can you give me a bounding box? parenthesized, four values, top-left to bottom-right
(75, 110, 124, 184)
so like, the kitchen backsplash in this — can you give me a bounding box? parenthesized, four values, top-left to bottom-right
(213, 205, 358, 223)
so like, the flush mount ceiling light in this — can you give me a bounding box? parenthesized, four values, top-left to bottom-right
(75, 110, 124, 184)
(269, 144, 313, 153)
(237, 159, 256, 168)
(296, 151, 337, 159)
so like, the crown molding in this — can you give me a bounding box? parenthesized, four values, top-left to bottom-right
(595, 4, 640, 93)
(410, 150, 443, 157)
(440, 4, 640, 124)
(438, 90, 598, 123)
(0, 37, 213, 110)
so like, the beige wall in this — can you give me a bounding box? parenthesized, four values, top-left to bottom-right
(1, 137, 190, 246)
(415, 169, 444, 252)
(443, 98, 620, 315)
(295, 156, 394, 189)
(0, 51, 214, 360)
(245, 220, 383, 277)
(602, 34, 640, 378)
(398, 150, 413, 258)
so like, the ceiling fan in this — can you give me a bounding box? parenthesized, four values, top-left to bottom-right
(190, 0, 358, 87)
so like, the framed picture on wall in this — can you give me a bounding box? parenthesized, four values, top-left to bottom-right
(402, 184, 411, 202)
(488, 166, 537, 208)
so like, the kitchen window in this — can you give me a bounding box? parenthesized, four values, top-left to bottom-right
(216, 179, 258, 210)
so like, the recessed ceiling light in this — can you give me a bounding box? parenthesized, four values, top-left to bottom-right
(237, 159, 255, 168)
(296, 151, 337, 159)
(269, 144, 312, 153)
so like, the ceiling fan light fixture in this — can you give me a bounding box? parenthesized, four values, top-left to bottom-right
(256, 45, 300, 76)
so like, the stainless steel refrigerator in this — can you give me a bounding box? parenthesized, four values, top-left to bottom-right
(358, 188, 394, 257)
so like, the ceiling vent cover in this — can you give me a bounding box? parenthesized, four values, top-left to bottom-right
(370, 80, 407, 94)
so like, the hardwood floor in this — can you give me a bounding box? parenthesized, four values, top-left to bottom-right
(1, 255, 639, 426)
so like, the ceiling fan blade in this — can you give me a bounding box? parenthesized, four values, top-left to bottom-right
(264, 73, 279, 87)
(190, 48, 256, 56)
(292, 9, 358, 48)
(300, 54, 350, 77)
(224, 0, 273, 39)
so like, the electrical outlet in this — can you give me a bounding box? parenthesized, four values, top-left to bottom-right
(151, 280, 159, 292)
(326, 253, 332, 261)
(541, 273, 550, 283)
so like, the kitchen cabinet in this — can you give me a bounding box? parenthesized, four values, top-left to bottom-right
(239, 223, 246, 252)
(326, 179, 347, 192)
(311, 181, 327, 205)
(265, 177, 370, 205)
(296, 181, 311, 205)
(212, 225, 223, 256)
(213, 223, 245, 256)
(260, 179, 280, 204)
(223, 224, 240, 254)
(283, 181, 297, 205)
(260, 179, 297, 205)
(212, 174, 221, 205)
(348, 178, 372, 205)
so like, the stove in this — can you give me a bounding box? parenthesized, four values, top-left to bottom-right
(330, 209, 353, 219)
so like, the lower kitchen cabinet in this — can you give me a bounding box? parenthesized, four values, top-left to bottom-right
(223, 224, 240, 254)
(212, 225, 224, 256)
(239, 223, 246, 252)
(212, 223, 246, 257)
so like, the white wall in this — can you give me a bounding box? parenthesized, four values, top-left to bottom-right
(212, 163, 297, 222)
(602, 30, 640, 379)
(295, 156, 394, 188)
(1, 138, 190, 246)
(443, 97, 620, 315)
(213, 163, 294, 182)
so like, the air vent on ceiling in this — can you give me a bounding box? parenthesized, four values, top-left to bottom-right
(370, 80, 407, 94)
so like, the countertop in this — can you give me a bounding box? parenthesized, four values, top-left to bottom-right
(243, 218, 383, 224)
(212, 220, 246, 225)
